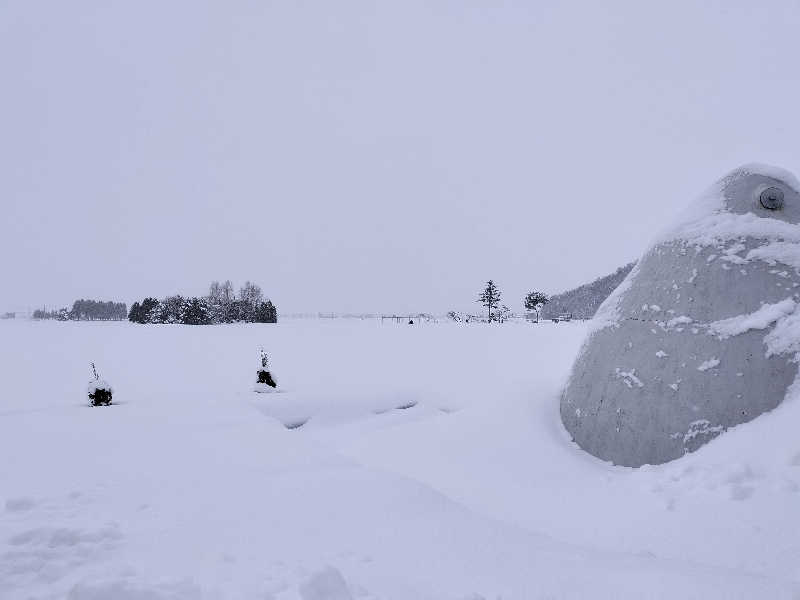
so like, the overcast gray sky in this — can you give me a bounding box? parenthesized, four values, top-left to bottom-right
(3, 1, 800, 315)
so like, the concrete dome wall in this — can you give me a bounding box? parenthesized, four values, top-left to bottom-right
(561, 165, 800, 466)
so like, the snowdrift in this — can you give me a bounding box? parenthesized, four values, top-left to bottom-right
(0, 319, 798, 598)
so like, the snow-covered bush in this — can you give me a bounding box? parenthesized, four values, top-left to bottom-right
(494, 305, 513, 323)
(446, 311, 463, 322)
(88, 381, 113, 406)
(254, 349, 278, 392)
(87, 363, 113, 406)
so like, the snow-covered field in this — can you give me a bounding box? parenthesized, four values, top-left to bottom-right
(1, 319, 799, 599)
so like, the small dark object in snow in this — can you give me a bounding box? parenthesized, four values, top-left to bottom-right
(87, 363, 113, 406)
(89, 387, 112, 406)
(408, 319, 414, 325)
(256, 348, 278, 389)
(257, 369, 277, 388)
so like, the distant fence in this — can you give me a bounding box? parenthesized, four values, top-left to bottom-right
(380, 315, 437, 324)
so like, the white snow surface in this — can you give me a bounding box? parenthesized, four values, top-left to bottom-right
(1, 320, 800, 599)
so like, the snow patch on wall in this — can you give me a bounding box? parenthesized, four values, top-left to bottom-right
(765, 309, 800, 357)
(697, 358, 720, 372)
(615, 368, 644, 388)
(745, 242, 800, 270)
(671, 420, 725, 447)
(708, 299, 797, 339)
(667, 316, 693, 328)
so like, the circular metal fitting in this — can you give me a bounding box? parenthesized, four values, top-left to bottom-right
(759, 186, 784, 210)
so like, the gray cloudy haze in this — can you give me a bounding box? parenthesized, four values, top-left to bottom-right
(2, 1, 800, 315)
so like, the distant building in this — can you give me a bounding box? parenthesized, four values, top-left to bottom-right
(1, 312, 15, 319)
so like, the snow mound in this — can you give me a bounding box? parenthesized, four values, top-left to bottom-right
(253, 383, 282, 394)
(298, 567, 353, 600)
(2, 319, 799, 598)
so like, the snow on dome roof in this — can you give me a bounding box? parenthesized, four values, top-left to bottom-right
(653, 163, 800, 248)
(734, 162, 800, 191)
(593, 163, 800, 333)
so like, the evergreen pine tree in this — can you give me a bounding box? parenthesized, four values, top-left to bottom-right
(182, 297, 211, 325)
(254, 300, 278, 323)
(128, 301, 141, 322)
(140, 297, 160, 323)
(478, 280, 502, 322)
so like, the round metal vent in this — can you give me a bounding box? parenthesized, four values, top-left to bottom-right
(759, 186, 784, 210)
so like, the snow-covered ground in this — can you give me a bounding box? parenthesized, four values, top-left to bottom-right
(1, 319, 798, 599)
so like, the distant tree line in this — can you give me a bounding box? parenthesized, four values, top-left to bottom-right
(540, 262, 635, 320)
(32, 308, 67, 320)
(128, 280, 277, 325)
(33, 300, 128, 321)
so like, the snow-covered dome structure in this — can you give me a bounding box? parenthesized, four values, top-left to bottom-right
(561, 164, 800, 466)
